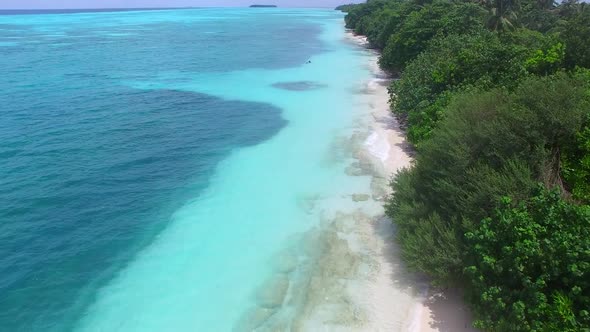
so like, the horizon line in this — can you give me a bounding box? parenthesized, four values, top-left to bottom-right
(0, 5, 338, 11)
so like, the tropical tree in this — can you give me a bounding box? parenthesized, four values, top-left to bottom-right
(485, 0, 520, 32)
(562, 8, 590, 69)
(536, 0, 555, 10)
(465, 189, 590, 331)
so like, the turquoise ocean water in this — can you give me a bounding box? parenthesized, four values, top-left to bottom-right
(0, 8, 375, 331)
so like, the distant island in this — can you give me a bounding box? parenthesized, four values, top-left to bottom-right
(249, 5, 277, 8)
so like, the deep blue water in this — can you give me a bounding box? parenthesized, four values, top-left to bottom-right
(0, 8, 325, 331)
(0, 8, 187, 15)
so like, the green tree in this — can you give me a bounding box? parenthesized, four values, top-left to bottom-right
(380, 1, 486, 72)
(562, 8, 590, 69)
(387, 73, 590, 283)
(561, 71, 590, 201)
(485, 0, 520, 32)
(519, 3, 558, 33)
(562, 126, 590, 202)
(524, 39, 565, 75)
(390, 31, 528, 144)
(465, 189, 590, 330)
(335, 3, 357, 12)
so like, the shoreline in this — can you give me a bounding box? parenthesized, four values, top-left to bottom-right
(344, 32, 478, 332)
(233, 27, 478, 332)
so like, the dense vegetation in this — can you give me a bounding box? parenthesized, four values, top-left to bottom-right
(341, 0, 590, 330)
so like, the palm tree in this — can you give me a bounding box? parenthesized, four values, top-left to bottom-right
(485, 0, 520, 32)
(537, 0, 556, 10)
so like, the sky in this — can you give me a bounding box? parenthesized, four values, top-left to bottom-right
(0, 0, 363, 9)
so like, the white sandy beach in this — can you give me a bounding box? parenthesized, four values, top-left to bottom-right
(343, 32, 479, 332)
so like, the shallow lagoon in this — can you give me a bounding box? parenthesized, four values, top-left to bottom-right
(0, 8, 413, 331)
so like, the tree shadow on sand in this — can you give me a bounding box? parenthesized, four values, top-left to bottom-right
(423, 292, 479, 331)
(371, 215, 479, 331)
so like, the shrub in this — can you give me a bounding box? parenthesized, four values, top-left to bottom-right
(391, 31, 528, 144)
(387, 73, 590, 283)
(379, 1, 486, 73)
(465, 189, 590, 331)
